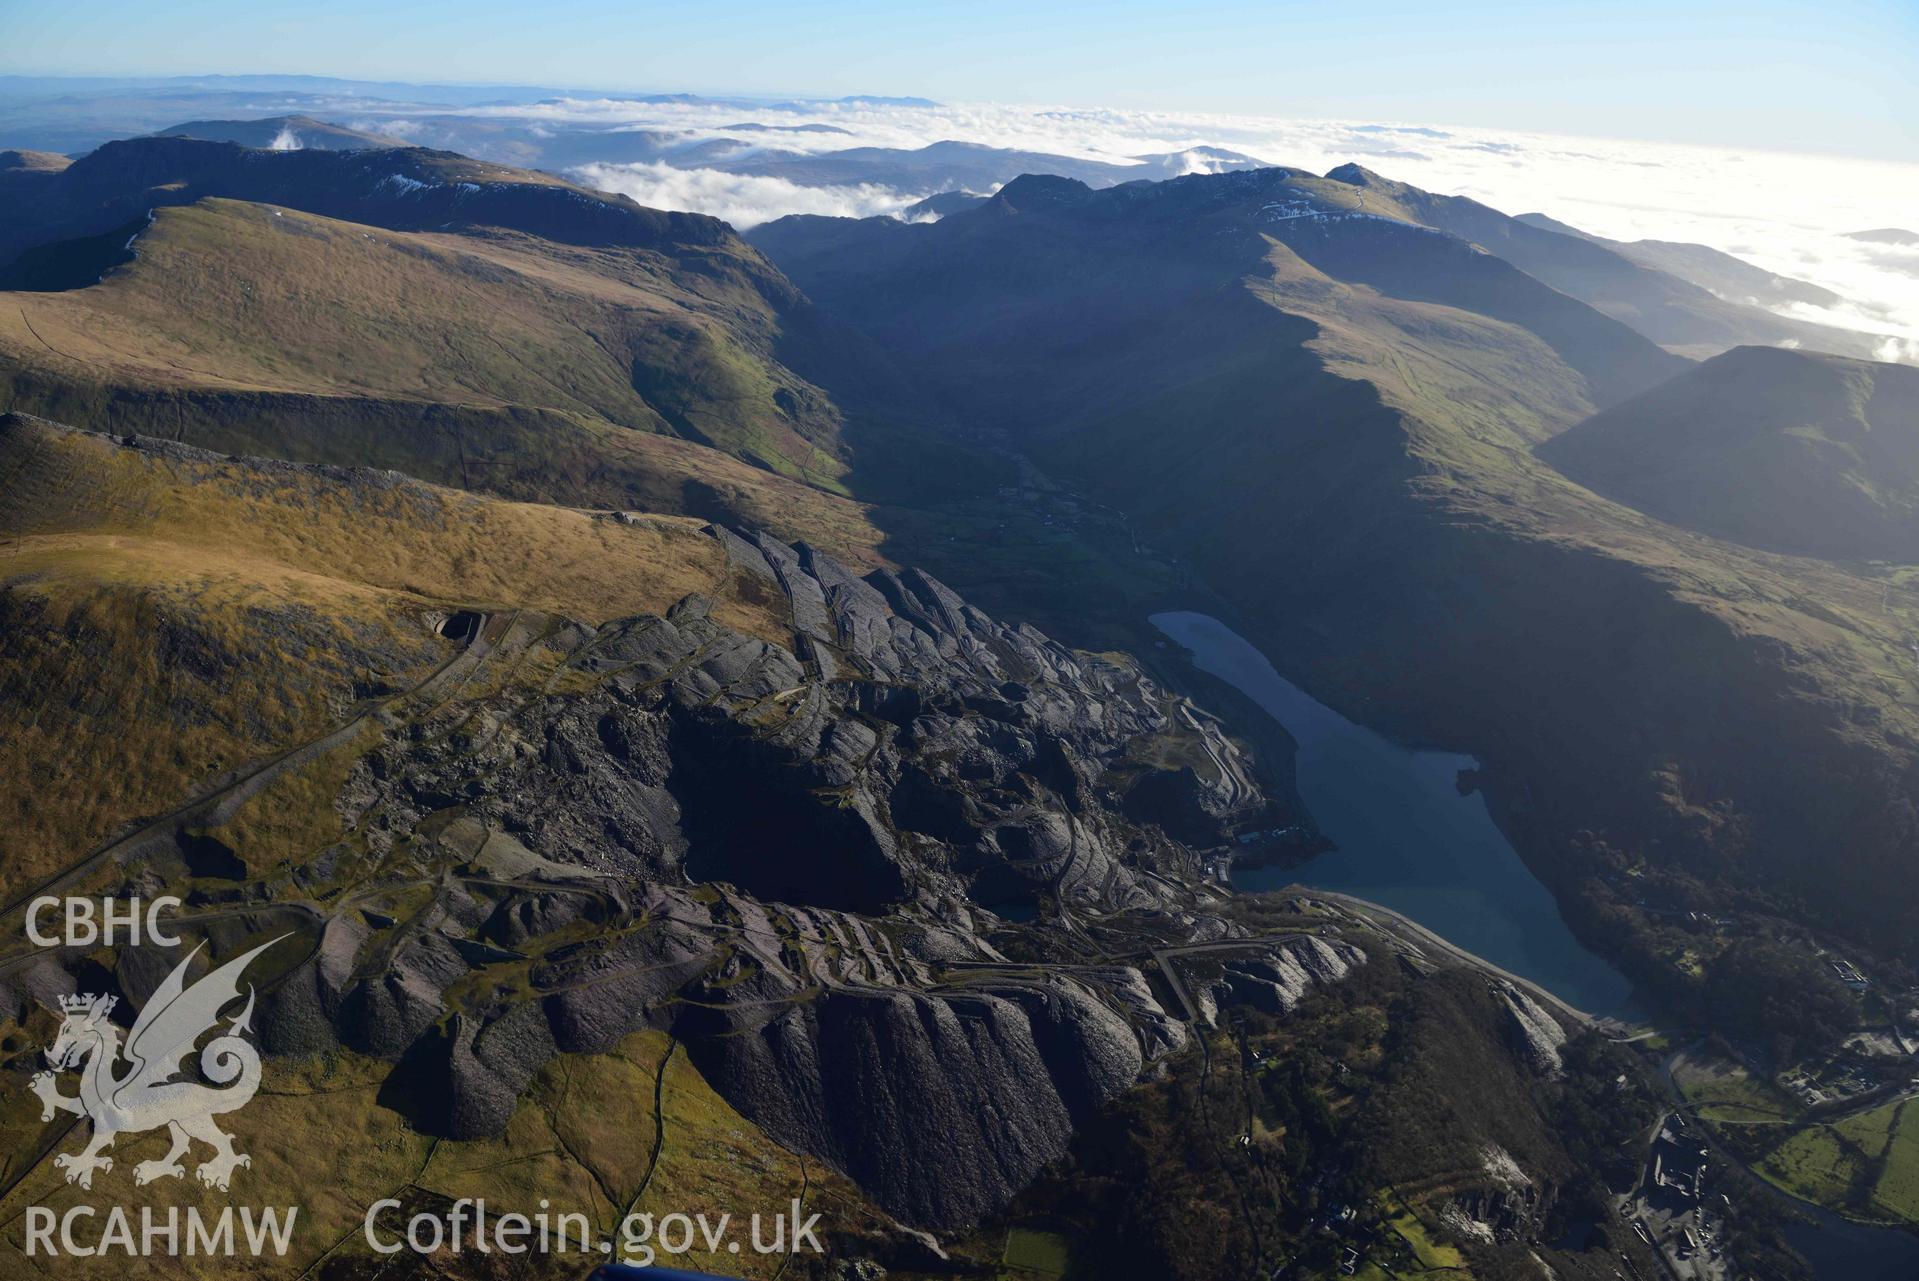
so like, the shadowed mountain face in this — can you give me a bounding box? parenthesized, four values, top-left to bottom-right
(750, 167, 1919, 959)
(0, 148, 70, 228)
(754, 167, 1686, 414)
(901, 188, 989, 219)
(1542, 346, 1919, 561)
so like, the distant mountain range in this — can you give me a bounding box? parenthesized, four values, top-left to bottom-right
(148, 110, 1875, 367)
(1848, 227, 1919, 247)
(0, 74, 941, 152)
(153, 113, 401, 151)
(0, 74, 1269, 205)
(1517, 210, 1842, 310)
(1315, 163, 1889, 359)
(0, 75, 1901, 364)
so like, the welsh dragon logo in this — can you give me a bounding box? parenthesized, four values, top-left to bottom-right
(30, 936, 284, 1191)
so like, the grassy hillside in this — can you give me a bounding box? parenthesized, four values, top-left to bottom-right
(0, 182, 973, 562)
(0, 196, 854, 488)
(0, 136, 1007, 522)
(0, 413, 798, 896)
(0, 420, 919, 1278)
(0, 1029, 891, 1279)
(0, 148, 69, 171)
(1541, 345, 1919, 561)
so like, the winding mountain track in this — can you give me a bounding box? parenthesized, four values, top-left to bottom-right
(0, 609, 508, 935)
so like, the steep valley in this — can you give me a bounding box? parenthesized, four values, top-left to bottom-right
(750, 168, 1919, 973)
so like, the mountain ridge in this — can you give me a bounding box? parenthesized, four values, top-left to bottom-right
(151, 113, 404, 151)
(1541, 344, 1919, 560)
(1515, 209, 1842, 310)
(0, 135, 1011, 554)
(1321, 162, 1896, 361)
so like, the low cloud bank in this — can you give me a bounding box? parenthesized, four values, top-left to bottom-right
(569, 161, 918, 228)
(403, 95, 1918, 346)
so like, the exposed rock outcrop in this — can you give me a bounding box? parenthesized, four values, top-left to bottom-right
(687, 981, 1127, 1229)
(240, 526, 1288, 1227)
(1218, 935, 1368, 1015)
(1499, 984, 1569, 1077)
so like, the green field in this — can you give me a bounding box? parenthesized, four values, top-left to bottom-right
(1000, 1227, 1072, 1278)
(1754, 1098, 1919, 1225)
(1676, 1052, 1919, 1226)
(1834, 1099, 1901, 1161)
(1759, 1125, 1866, 1208)
(1674, 1052, 1800, 1123)
(1317, 1194, 1475, 1279)
(1875, 1105, 1919, 1220)
(1385, 1205, 1470, 1274)
(1856, 1100, 1919, 1223)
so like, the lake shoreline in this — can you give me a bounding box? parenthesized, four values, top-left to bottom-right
(1151, 608, 1639, 1017)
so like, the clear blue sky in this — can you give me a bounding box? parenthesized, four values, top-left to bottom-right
(3, 0, 1913, 158)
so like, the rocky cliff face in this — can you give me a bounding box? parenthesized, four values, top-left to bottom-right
(1499, 984, 1570, 1077)
(1212, 935, 1369, 1017)
(220, 519, 1293, 1225)
(329, 525, 1253, 916)
(4, 418, 1304, 1231)
(688, 978, 1143, 1227)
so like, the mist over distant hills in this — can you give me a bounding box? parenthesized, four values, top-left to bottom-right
(2, 72, 1913, 357)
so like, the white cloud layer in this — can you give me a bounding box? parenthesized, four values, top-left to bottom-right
(568, 161, 920, 229)
(414, 95, 1919, 344)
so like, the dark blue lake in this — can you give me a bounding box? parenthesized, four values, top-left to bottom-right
(1152, 609, 1636, 1017)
